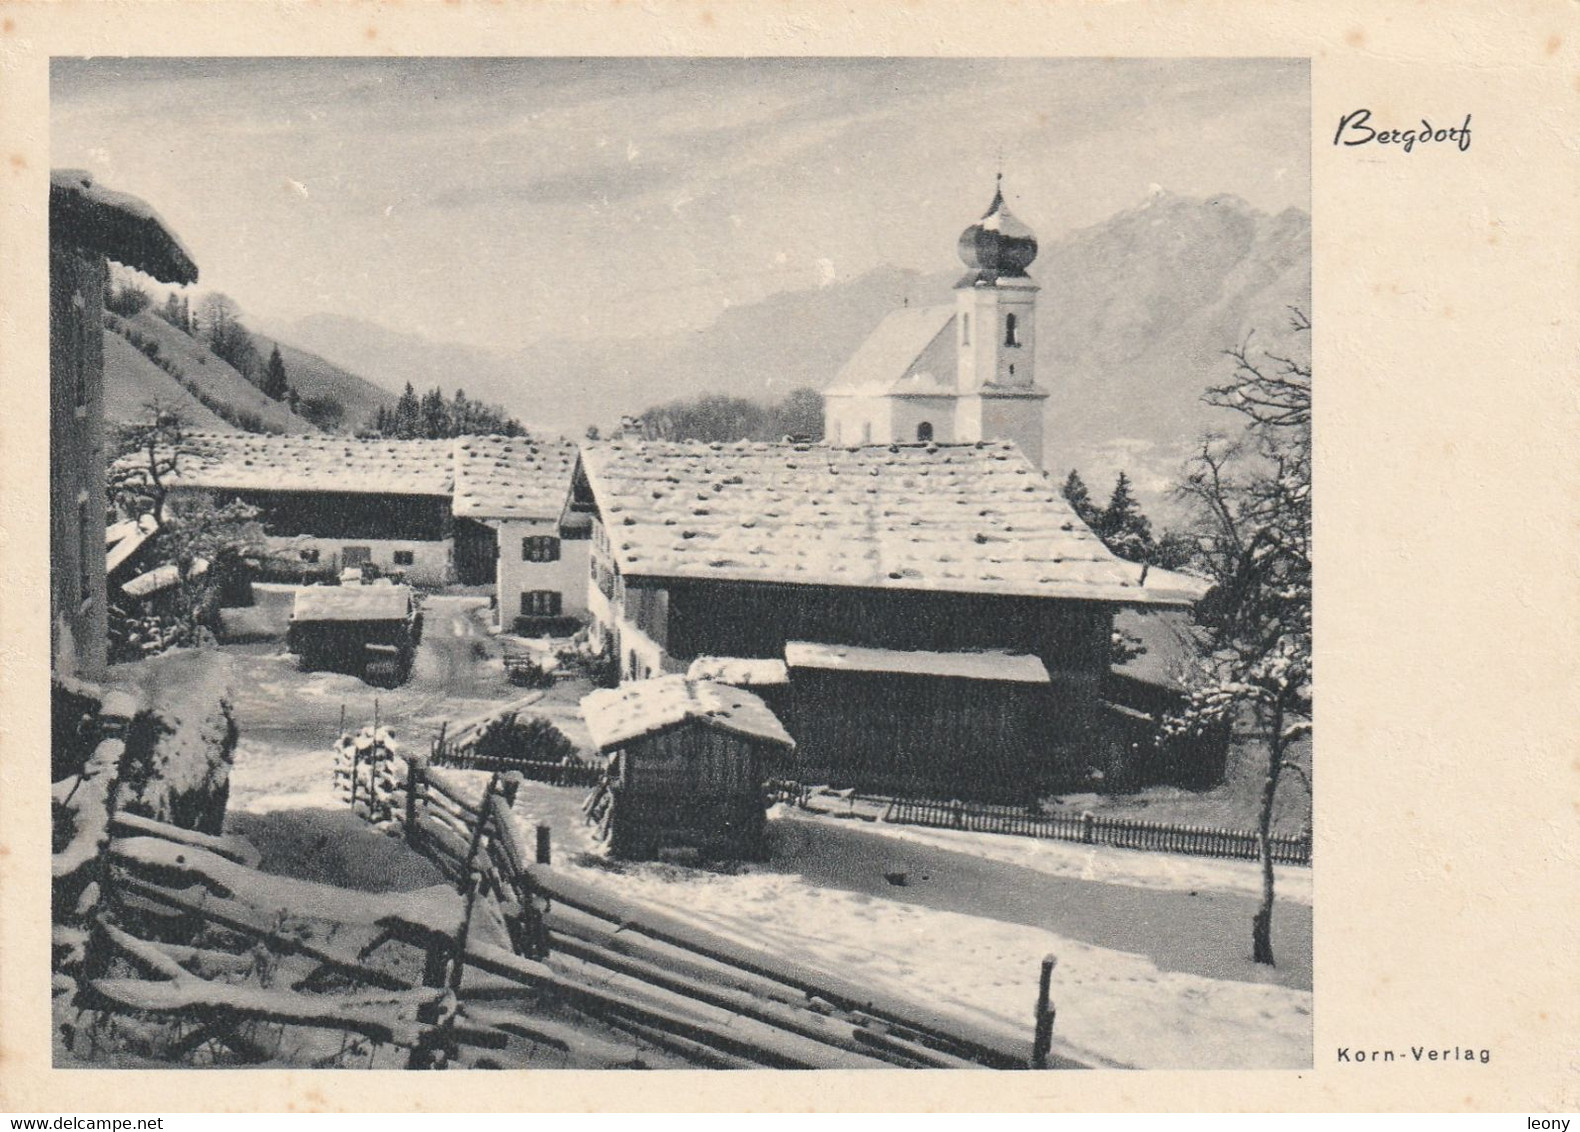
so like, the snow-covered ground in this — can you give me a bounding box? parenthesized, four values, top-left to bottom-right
(504, 783, 1313, 1071)
(216, 600, 1312, 1071)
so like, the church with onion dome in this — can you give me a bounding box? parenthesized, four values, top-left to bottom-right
(822, 176, 1051, 468)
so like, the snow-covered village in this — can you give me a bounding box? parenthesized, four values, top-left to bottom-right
(47, 58, 1312, 1071)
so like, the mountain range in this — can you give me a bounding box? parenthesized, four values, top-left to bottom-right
(275, 190, 1309, 507)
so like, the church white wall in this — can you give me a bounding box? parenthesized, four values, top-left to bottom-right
(977, 393, 1049, 470)
(824, 394, 893, 445)
(888, 397, 958, 444)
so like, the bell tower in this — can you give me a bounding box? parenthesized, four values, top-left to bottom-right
(953, 176, 1049, 468)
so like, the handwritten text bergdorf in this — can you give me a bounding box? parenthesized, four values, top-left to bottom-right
(1334, 109, 1472, 153)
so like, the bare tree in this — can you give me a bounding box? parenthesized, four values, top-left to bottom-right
(1169, 309, 1311, 966)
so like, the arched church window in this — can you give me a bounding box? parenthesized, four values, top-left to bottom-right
(1005, 313, 1019, 347)
(861, 422, 872, 444)
(916, 422, 934, 442)
(961, 314, 971, 345)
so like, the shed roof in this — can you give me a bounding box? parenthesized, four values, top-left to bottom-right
(291, 583, 413, 623)
(685, 656, 791, 687)
(579, 439, 1198, 606)
(159, 433, 456, 497)
(451, 435, 580, 520)
(825, 304, 957, 396)
(580, 675, 794, 752)
(106, 515, 158, 576)
(784, 641, 1051, 684)
(50, 169, 198, 285)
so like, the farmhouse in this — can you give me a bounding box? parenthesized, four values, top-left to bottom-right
(50, 169, 198, 679)
(147, 432, 587, 626)
(568, 437, 1204, 796)
(580, 675, 794, 859)
(451, 435, 588, 631)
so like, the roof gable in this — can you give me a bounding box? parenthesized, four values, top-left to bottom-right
(580, 675, 794, 752)
(452, 435, 579, 520)
(580, 439, 1199, 606)
(825, 304, 957, 396)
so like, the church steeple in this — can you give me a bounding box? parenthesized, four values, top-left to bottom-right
(957, 174, 1039, 284)
(953, 176, 1048, 468)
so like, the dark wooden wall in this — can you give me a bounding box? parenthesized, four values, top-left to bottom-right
(50, 243, 109, 679)
(786, 669, 1079, 801)
(221, 490, 451, 542)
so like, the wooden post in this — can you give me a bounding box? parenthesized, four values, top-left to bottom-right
(1032, 954, 1057, 1069)
(405, 753, 427, 843)
(535, 824, 552, 866)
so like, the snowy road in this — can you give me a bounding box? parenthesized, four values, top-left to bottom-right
(770, 812, 1311, 992)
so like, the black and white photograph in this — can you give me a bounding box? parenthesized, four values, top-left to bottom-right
(44, 55, 1315, 1073)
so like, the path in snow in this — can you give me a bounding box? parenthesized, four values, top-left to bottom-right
(769, 812, 1310, 992)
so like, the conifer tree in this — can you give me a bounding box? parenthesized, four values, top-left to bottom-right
(1096, 471, 1155, 562)
(1061, 469, 1100, 527)
(394, 382, 421, 438)
(262, 345, 290, 401)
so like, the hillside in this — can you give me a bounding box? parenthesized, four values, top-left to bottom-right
(250, 333, 397, 433)
(102, 331, 231, 430)
(104, 310, 318, 435)
(280, 192, 1309, 507)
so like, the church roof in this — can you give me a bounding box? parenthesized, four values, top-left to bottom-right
(824, 304, 957, 397)
(578, 438, 1199, 606)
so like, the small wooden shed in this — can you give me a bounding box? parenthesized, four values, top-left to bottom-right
(580, 676, 794, 861)
(287, 583, 419, 684)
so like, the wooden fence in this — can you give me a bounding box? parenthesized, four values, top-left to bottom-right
(429, 749, 602, 787)
(882, 797, 1312, 867)
(390, 757, 1074, 1070)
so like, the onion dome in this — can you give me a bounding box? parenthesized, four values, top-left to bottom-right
(957, 176, 1038, 281)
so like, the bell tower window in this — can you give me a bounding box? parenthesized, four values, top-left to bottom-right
(1004, 313, 1019, 347)
(916, 421, 933, 442)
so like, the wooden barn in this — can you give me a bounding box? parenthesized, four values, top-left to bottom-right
(154, 433, 457, 585)
(566, 438, 1206, 796)
(287, 583, 420, 685)
(580, 676, 794, 860)
(50, 169, 198, 680)
(783, 642, 1057, 801)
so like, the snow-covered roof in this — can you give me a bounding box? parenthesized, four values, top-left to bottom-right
(106, 515, 158, 575)
(158, 433, 456, 497)
(580, 675, 794, 752)
(1111, 607, 1212, 691)
(291, 583, 413, 623)
(579, 439, 1198, 606)
(824, 304, 958, 397)
(784, 641, 1051, 684)
(451, 435, 579, 520)
(121, 557, 206, 599)
(50, 169, 199, 285)
(685, 656, 790, 687)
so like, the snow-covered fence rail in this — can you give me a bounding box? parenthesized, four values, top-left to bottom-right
(882, 798, 1312, 866)
(386, 759, 1081, 1069)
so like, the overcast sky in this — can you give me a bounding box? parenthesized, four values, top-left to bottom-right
(52, 57, 1308, 352)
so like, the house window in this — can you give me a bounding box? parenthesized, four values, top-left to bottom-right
(916, 421, 934, 442)
(299, 548, 320, 563)
(392, 550, 415, 566)
(522, 535, 560, 563)
(74, 291, 88, 409)
(1005, 313, 1020, 347)
(77, 500, 91, 602)
(521, 590, 562, 618)
(962, 313, 970, 345)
